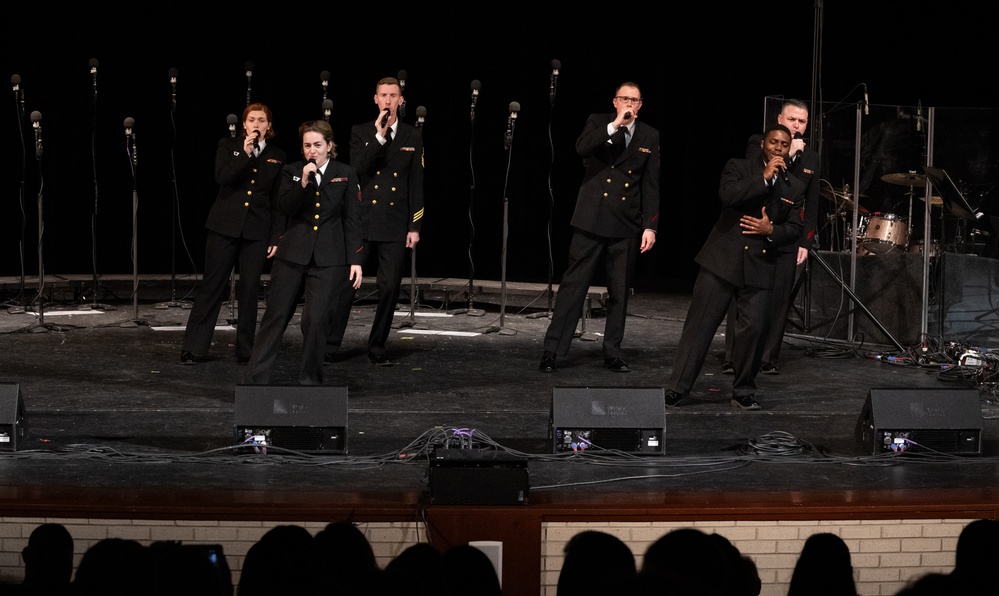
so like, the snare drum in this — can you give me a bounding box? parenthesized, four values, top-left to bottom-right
(859, 212, 908, 254)
(908, 239, 941, 258)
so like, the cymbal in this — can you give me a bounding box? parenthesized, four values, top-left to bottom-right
(820, 188, 870, 214)
(881, 172, 926, 186)
(920, 194, 943, 206)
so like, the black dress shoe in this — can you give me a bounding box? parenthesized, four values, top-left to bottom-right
(369, 353, 394, 366)
(323, 353, 335, 365)
(664, 390, 686, 408)
(721, 361, 735, 375)
(180, 351, 199, 365)
(760, 361, 779, 375)
(539, 351, 557, 373)
(731, 395, 762, 410)
(236, 356, 250, 365)
(604, 357, 630, 372)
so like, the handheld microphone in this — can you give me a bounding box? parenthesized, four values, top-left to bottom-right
(777, 164, 789, 185)
(505, 101, 520, 150)
(227, 113, 238, 137)
(415, 105, 426, 130)
(169, 67, 178, 108)
(550, 59, 560, 104)
(320, 70, 330, 97)
(30, 111, 42, 160)
(322, 98, 333, 122)
(379, 108, 390, 128)
(307, 158, 319, 184)
(124, 117, 137, 166)
(470, 79, 481, 122)
(623, 111, 633, 121)
(89, 58, 99, 100)
(863, 84, 869, 116)
(397, 70, 407, 118)
(252, 130, 261, 150)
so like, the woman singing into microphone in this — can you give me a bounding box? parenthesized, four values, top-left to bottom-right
(243, 119, 363, 385)
(180, 103, 286, 365)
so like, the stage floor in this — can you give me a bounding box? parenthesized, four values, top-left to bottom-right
(1, 274, 998, 514)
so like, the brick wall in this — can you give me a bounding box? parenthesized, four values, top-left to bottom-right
(0, 517, 969, 595)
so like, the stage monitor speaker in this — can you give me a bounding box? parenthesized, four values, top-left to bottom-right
(0, 383, 27, 451)
(550, 386, 665, 455)
(856, 387, 983, 455)
(234, 385, 347, 453)
(428, 448, 529, 505)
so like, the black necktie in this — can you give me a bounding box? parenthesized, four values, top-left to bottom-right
(385, 127, 393, 145)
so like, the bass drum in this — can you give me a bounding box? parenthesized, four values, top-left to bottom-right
(859, 212, 908, 254)
(908, 239, 941, 258)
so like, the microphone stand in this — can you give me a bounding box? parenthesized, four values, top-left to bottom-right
(484, 106, 520, 336)
(86, 73, 115, 311)
(454, 81, 484, 316)
(527, 64, 559, 320)
(122, 122, 147, 327)
(395, 108, 427, 331)
(7, 77, 28, 314)
(23, 115, 60, 333)
(157, 69, 192, 310)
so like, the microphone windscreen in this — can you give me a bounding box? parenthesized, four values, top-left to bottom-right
(12, 74, 21, 85)
(398, 70, 407, 81)
(169, 67, 179, 78)
(416, 106, 427, 118)
(226, 114, 238, 125)
(30, 111, 41, 123)
(322, 99, 333, 110)
(320, 70, 330, 82)
(794, 132, 803, 139)
(89, 58, 99, 69)
(471, 79, 481, 91)
(123, 117, 135, 128)
(509, 101, 521, 113)
(551, 58, 561, 69)
(244, 61, 254, 73)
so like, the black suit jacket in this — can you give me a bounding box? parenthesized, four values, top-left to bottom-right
(570, 113, 660, 238)
(695, 157, 806, 289)
(349, 120, 425, 242)
(746, 135, 820, 255)
(274, 159, 363, 268)
(205, 136, 286, 243)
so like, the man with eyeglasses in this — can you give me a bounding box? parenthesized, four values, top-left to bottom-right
(539, 81, 660, 374)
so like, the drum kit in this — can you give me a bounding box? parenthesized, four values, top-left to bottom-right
(822, 172, 944, 256)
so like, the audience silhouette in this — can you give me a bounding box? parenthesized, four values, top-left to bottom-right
(236, 525, 315, 596)
(149, 541, 233, 596)
(950, 517, 999, 593)
(71, 538, 151, 596)
(786, 532, 857, 596)
(3, 518, 995, 595)
(440, 544, 502, 596)
(637, 527, 734, 595)
(378, 542, 444, 595)
(710, 533, 761, 596)
(5, 523, 75, 596)
(310, 520, 379, 593)
(556, 530, 636, 596)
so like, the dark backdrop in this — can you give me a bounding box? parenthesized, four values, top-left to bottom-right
(2, 2, 995, 293)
